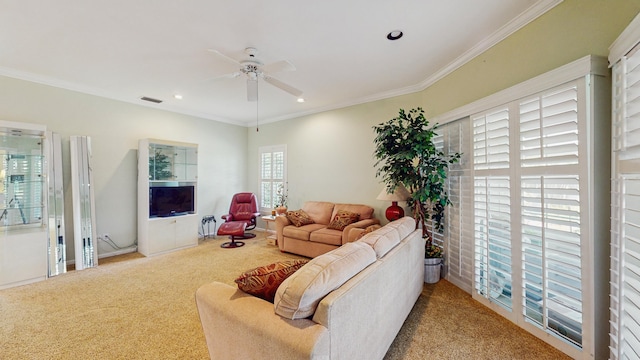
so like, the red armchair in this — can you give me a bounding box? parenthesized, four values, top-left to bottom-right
(217, 192, 260, 248)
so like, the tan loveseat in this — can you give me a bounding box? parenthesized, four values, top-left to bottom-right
(275, 201, 380, 258)
(196, 216, 424, 360)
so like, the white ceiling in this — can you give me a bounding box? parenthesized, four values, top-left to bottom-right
(0, 0, 559, 126)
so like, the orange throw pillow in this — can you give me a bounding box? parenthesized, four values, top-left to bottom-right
(327, 210, 360, 230)
(286, 209, 315, 227)
(235, 259, 309, 302)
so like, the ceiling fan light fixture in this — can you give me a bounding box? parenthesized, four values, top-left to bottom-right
(173, 94, 183, 100)
(297, 98, 305, 103)
(386, 30, 403, 41)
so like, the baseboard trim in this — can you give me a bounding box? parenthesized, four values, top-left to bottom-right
(98, 246, 138, 259)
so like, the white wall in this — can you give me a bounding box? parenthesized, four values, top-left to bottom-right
(0, 75, 248, 261)
(248, 96, 420, 224)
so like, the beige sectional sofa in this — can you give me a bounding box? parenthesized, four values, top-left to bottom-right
(275, 201, 380, 258)
(196, 216, 424, 360)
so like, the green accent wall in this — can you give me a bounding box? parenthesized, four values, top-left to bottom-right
(248, 0, 640, 221)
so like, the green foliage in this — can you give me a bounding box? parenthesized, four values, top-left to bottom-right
(425, 242, 443, 258)
(275, 183, 288, 208)
(150, 150, 173, 180)
(373, 107, 461, 247)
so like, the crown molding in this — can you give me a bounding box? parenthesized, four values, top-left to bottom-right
(0, 0, 563, 128)
(415, 0, 563, 91)
(431, 55, 607, 126)
(0, 66, 246, 126)
(609, 11, 640, 66)
(258, 0, 564, 127)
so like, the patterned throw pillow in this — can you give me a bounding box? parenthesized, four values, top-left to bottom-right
(235, 259, 309, 302)
(327, 210, 360, 231)
(286, 209, 315, 227)
(356, 224, 381, 239)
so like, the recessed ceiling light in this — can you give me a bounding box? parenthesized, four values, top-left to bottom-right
(174, 94, 183, 100)
(297, 98, 305, 103)
(387, 30, 403, 41)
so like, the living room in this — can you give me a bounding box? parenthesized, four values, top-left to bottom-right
(1, 0, 639, 359)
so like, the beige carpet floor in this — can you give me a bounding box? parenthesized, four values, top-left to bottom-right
(0, 231, 569, 359)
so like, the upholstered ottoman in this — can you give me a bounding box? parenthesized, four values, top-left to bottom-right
(217, 222, 247, 248)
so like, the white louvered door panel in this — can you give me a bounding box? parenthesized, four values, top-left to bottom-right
(474, 176, 513, 311)
(620, 177, 640, 359)
(610, 27, 640, 359)
(520, 87, 579, 168)
(434, 118, 473, 293)
(622, 53, 640, 160)
(519, 83, 584, 347)
(473, 108, 510, 170)
(473, 106, 513, 312)
(521, 175, 583, 346)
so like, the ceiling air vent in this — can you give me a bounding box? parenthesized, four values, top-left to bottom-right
(140, 96, 163, 104)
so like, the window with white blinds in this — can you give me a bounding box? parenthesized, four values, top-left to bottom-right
(259, 145, 286, 212)
(613, 52, 640, 160)
(472, 81, 587, 348)
(433, 119, 473, 292)
(520, 87, 579, 167)
(473, 108, 510, 170)
(474, 176, 512, 311)
(520, 85, 583, 347)
(611, 176, 640, 359)
(610, 36, 640, 359)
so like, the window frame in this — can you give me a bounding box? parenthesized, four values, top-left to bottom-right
(258, 144, 287, 214)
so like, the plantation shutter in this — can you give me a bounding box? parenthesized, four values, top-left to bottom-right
(433, 118, 473, 292)
(519, 84, 584, 347)
(610, 18, 640, 359)
(259, 145, 286, 211)
(472, 106, 513, 311)
(473, 175, 512, 310)
(473, 108, 510, 170)
(619, 53, 640, 160)
(470, 76, 598, 356)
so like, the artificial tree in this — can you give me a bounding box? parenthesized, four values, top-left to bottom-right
(373, 107, 460, 252)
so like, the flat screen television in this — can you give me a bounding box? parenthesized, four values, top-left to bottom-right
(149, 185, 195, 217)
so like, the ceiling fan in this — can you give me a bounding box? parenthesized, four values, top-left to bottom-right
(207, 47, 303, 102)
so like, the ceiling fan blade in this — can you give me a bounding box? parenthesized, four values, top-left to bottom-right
(207, 49, 241, 65)
(208, 71, 241, 81)
(263, 75, 303, 97)
(262, 60, 296, 74)
(247, 78, 258, 102)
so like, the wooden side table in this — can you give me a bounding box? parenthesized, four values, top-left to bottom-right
(261, 215, 278, 245)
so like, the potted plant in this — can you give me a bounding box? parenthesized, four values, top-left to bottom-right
(373, 107, 460, 283)
(275, 183, 288, 215)
(424, 242, 443, 283)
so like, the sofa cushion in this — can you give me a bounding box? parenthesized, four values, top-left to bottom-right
(301, 201, 335, 225)
(283, 223, 326, 241)
(331, 204, 374, 221)
(274, 241, 376, 319)
(286, 209, 315, 227)
(235, 259, 309, 302)
(309, 227, 343, 246)
(385, 216, 416, 239)
(326, 210, 360, 231)
(358, 225, 401, 258)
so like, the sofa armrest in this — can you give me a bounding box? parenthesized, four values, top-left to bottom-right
(341, 218, 380, 244)
(275, 215, 291, 251)
(347, 228, 366, 243)
(196, 282, 329, 360)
